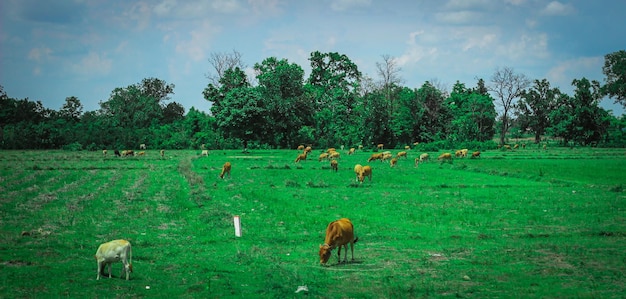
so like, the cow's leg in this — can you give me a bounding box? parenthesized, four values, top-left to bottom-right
(107, 263, 112, 278)
(337, 245, 342, 263)
(97, 261, 102, 280)
(350, 242, 355, 262)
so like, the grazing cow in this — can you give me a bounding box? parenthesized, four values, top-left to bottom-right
(201, 144, 206, 150)
(455, 150, 463, 157)
(348, 148, 355, 155)
(139, 144, 146, 150)
(327, 148, 336, 153)
(330, 159, 338, 172)
(329, 151, 340, 159)
(381, 152, 393, 162)
(114, 150, 121, 157)
(95, 239, 133, 280)
(359, 165, 372, 183)
(413, 142, 419, 146)
(137, 151, 145, 156)
(376, 144, 384, 150)
(368, 153, 383, 162)
(220, 162, 231, 179)
(404, 145, 411, 150)
(358, 145, 363, 151)
(396, 151, 408, 159)
(419, 153, 429, 162)
(414, 157, 420, 167)
(438, 153, 452, 162)
(390, 158, 398, 167)
(513, 144, 519, 149)
(160, 149, 165, 158)
(123, 150, 134, 157)
(318, 153, 329, 161)
(471, 151, 481, 158)
(304, 146, 312, 154)
(295, 151, 308, 163)
(201, 150, 209, 156)
(102, 149, 107, 156)
(297, 145, 305, 151)
(319, 218, 358, 265)
(354, 164, 363, 183)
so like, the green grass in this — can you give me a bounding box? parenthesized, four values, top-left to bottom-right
(1, 147, 624, 298)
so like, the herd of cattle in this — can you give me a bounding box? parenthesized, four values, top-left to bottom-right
(95, 143, 494, 279)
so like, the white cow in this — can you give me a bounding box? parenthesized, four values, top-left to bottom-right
(95, 239, 133, 280)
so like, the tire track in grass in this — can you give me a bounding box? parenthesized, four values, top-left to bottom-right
(178, 156, 209, 208)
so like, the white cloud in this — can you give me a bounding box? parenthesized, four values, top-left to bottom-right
(330, 0, 372, 11)
(541, 1, 575, 16)
(462, 33, 496, 51)
(435, 10, 484, 25)
(174, 20, 221, 61)
(444, 0, 491, 10)
(211, 0, 242, 13)
(546, 56, 603, 90)
(28, 47, 52, 61)
(70, 52, 112, 75)
(396, 31, 439, 66)
(154, 0, 177, 16)
(497, 33, 549, 60)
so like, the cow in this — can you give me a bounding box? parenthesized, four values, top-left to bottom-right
(160, 149, 165, 158)
(438, 153, 452, 162)
(319, 218, 358, 265)
(396, 151, 408, 159)
(330, 159, 338, 172)
(359, 165, 372, 183)
(95, 239, 133, 280)
(471, 151, 481, 158)
(368, 153, 383, 162)
(114, 150, 121, 157)
(297, 145, 305, 151)
(102, 149, 107, 156)
(139, 144, 146, 150)
(295, 151, 308, 163)
(354, 164, 363, 183)
(201, 150, 209, 157)
(376, 144, 384, 150)
(220, 162, 231, 179)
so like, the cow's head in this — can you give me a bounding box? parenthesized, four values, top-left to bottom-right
(319, 244, 331, 265)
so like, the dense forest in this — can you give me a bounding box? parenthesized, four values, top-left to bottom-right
(1, 50, 625, 151)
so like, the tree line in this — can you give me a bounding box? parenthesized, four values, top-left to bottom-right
(1, 50, 625, 151)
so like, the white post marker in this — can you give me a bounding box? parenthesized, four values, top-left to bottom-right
(234, 215, 241, 237)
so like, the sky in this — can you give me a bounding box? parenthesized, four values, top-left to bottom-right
(1, 0, 625, 116)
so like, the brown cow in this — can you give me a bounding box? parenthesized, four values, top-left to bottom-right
(220, 162, 231, 179)
(295, 151, 308, 163)
(330, 159, 338, 172)
(95, 239, 133, 280)
(354, 164, 363, 183)
(319, 218, 358, 265)
(471, 151, 481, 158)
(359, 165, 372, 183)
(438, 153, 452, 162)
(368, 153, 383, 162)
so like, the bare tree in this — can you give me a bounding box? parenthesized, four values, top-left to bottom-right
(206, 50, 246, 86)
(376, 54, 404, 112)
(489, 66, 530, 146)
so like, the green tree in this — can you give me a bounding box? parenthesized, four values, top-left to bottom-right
(516, 79, 560, 143)
(391, 87, 422, 145)
(213, 87, 266, 146)
(446, 81, 496, 142)
(601, 50, 626, 107)
(99, 78, 175, 147)
(307, 51, 362, 147)
(550, 78, 610, 145)
(417, 81, 451, 142)
(254, 57, 311, 148)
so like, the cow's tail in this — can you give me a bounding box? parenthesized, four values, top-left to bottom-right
(353, 236, 359, 244)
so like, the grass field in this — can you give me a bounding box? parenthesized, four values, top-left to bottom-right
(1, 147, 624, 298)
